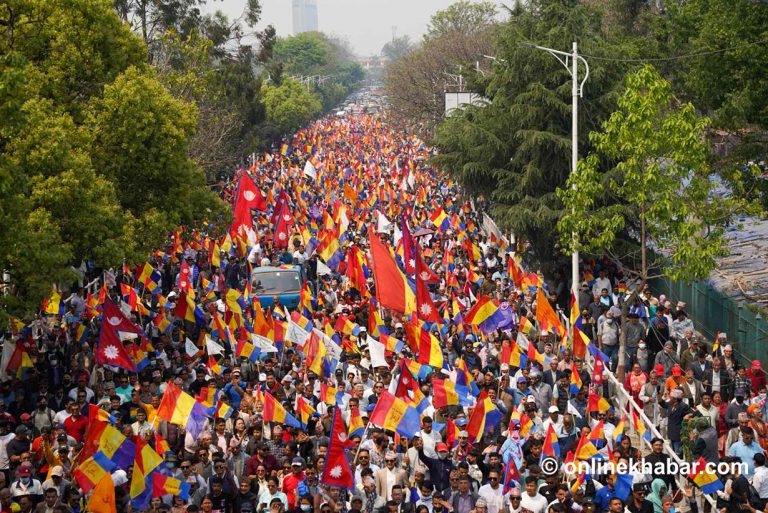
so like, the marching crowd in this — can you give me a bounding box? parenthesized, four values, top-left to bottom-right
(0, 111, 766, 513)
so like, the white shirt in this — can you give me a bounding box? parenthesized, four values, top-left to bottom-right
(520, 492, 548, 513)
(478, 484, 504, 513)
(753, 466, 768, 498)
(592, 277, 612, 297)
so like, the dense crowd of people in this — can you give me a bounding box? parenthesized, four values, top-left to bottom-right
(1, 111, 766, 513)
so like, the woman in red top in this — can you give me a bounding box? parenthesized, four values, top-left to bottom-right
(624, 363, 648, 408)
(712, 391, 729, 456)
(746, 360, 767, 395)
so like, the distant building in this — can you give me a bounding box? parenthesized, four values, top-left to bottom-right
(292, 0, 318, 34)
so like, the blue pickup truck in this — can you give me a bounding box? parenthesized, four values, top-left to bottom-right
(250, 265, 306, 308)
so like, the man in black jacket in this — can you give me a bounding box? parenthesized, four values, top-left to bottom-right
(703, 357, 734, 403)
(642, 438, 677, 492)
(626, 484, 654, 513)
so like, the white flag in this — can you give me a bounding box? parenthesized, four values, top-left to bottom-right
(377, 211, 393, 233)
(206, 335, 225, 356)
(316, 260, 332, 276)
(303, 159, 317, 180)
(251, 334, 277, 353)
(482, 212, 503, 241)
(185, 337, 200, 358)
(0, 339, 15, 379)
(367, 337, 387, 369)
(286, 320, 310, 347)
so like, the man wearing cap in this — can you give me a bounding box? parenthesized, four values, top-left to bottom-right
(282, 458, 305, 509)
(541, 406, 563, 435)
(10, 466, 42, 501)
(40, 467, 69, 498)
(376, 452, 408, 501)
(506, 487, 524, 513)
(5, 427, 30, 472)
(417, 442, 454, 494)
(654, 342, 679, 378)
(725, 388, 749, 429)
(658, 388, 696, 455)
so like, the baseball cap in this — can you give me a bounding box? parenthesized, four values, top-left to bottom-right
(548, 406, 559, 413)
(50, 466, 64, 477)
(526, 395, 536, 404)
(20, 413, 31, 421)
(291, 457, 304, 467)
(18, 466, 31, 477)
(435, 443, 449, 453)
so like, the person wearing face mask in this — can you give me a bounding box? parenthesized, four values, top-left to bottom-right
(417, 443, 454, 494)
(10, 466, 42, 501)
(724, 389, 749, 429)
(597, 311, 619, 371)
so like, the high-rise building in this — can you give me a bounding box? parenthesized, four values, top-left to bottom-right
(292, 0, 318, 35)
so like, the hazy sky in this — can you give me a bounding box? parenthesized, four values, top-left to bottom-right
(204, 0, 500, 56)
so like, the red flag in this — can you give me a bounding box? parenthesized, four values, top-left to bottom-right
(593, 358, 604, 385)
(273, 202, 292, 248)
(96, 300, 139, 372)
(178, 261, 193, 293)
(415, 248, 441, 322)
(235, 172, 267, 211)
(368, 228, 408, 313)
(320, 407, 354, 490)
(394, 360, 420, 402)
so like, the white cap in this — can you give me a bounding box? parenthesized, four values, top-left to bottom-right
(549, 406, 559, 414)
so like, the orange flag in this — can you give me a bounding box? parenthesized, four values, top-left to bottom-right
(90, 475, 116, 513)
(368, 228, 408, 313)
(536, 288, 565, 336)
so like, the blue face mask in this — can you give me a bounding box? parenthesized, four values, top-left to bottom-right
(301, 506, 311, 512)
(669, 507, 675, 513)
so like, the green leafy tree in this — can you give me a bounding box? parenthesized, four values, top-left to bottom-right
(271, 32, 363, 115)
(425, 0, 498, 40)
(557, 65, 752, 375)
(0, 0, 228, 317)
(88, 66, 227, 235)
(430, 0, 632, 270)
(261, 78, 322, 134)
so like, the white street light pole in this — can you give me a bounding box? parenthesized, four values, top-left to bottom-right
(521, 41, 589, 310)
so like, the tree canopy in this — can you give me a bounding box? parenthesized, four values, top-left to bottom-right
(558, 65, 750, 284)
(0, 0, 227, 316)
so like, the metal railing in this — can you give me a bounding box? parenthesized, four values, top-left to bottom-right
(587, 356, 718, 508)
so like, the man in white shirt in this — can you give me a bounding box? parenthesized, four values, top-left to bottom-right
(592, 270, 612, 297)
(477, 470, 504, 513)
(751, 453, 768, 505)
(419, 417, 442, 459)
(520, 477, 548, 513)
(541, 406, 563, 435)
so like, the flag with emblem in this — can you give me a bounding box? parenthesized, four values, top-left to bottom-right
(415, 248, 441, 322)
(96, 300, 140, 372)
(320, 407, 354, 490)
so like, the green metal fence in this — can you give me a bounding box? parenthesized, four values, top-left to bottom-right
(648, 277, 768, 369)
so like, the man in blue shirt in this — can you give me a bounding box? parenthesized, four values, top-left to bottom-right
(594, 474, 618, 513)
(728, 428, 764, 477)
